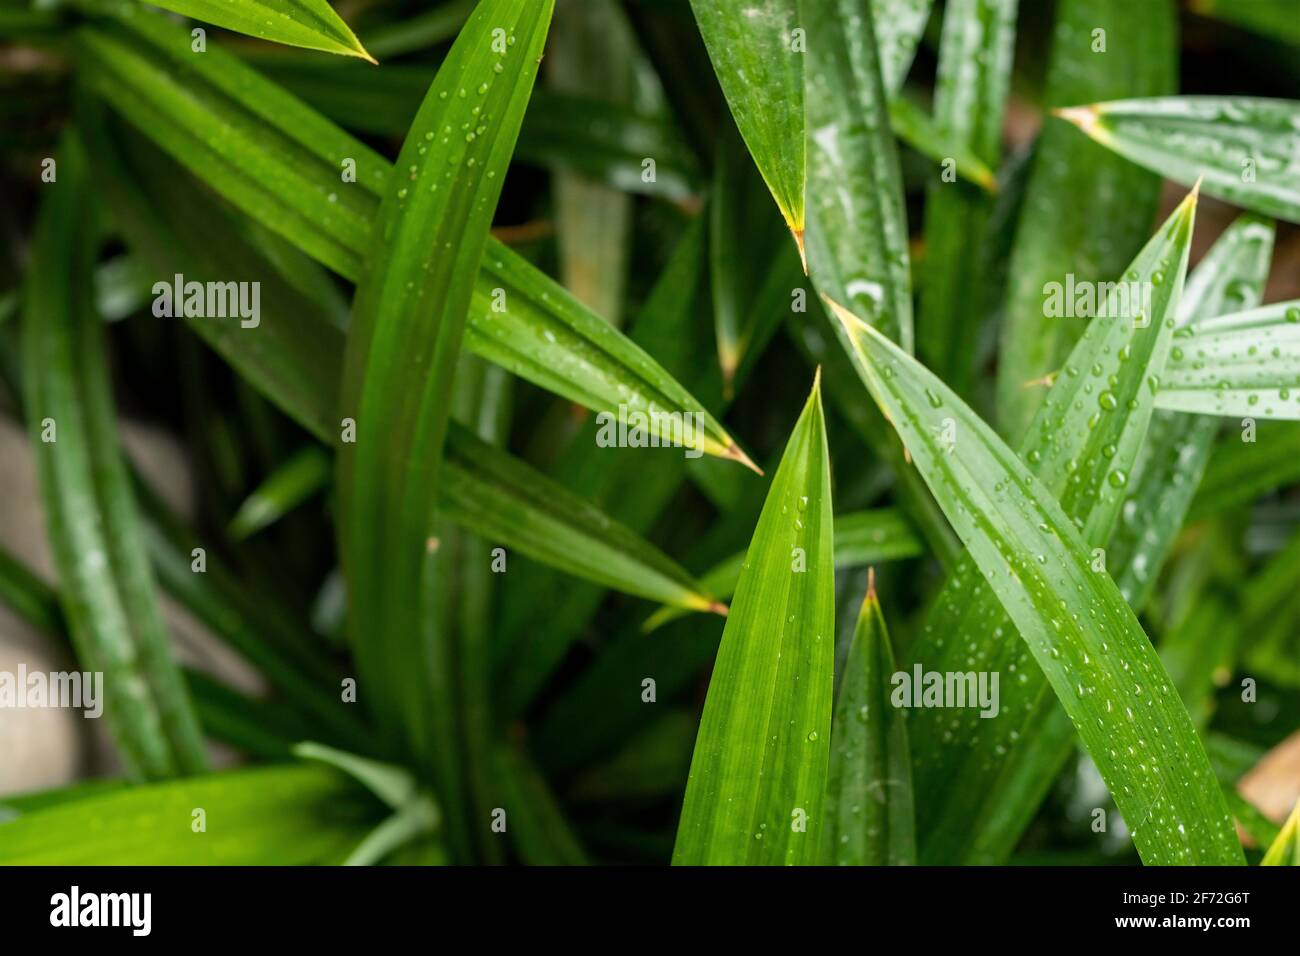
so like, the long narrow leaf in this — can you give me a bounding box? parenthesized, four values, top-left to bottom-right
(801, 0, 913, 352)
(139, 0, 374, 61)
(826, 201, 1245, 864)
(689, 0, 805, 249)
(823, 573, 915, 865)
(23, 133, 207, 780)
(1058, 97, 1300, 224)
(1156, 299, 1300, 419)
(336, 0, 554, 755)
(672, 374, 834, 865)
(77, 5, 746, 464)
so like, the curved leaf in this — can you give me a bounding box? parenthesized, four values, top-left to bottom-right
(1059, 97, 1300, 224)
(0, 764, 379, 864)
(23, 133, 207, 780)
(335, 0, 553, 753)
(77, 4, 745, 464)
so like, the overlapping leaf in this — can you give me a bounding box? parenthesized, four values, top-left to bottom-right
(334, 0, 551, 755)
(23, 133, 207, 781)
(77, 4, 745, 464)
(689, 0, 805, 247)
(996, 0, 1176, 441)
(826, 190, 1245, 865)
(801, 0, 913, 351)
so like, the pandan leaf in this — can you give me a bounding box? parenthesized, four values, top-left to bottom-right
(673, 374, 834, 865)
(139, 0, 375, 62)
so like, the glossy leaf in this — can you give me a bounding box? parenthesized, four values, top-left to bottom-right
(826, 199, 1244, 865)
(1155, 299, 1300, 419)
(0, 764, 379, 864)
(823, 574, 915, 865)
(1110, 215, 1273, 611)
(23, 134, 208, 781)
(87, 114, 720, 622)
(689, 0, 805, 245)
(140, 0, 374, 61)
(1059, 97, 1300, 224)
(801, 0, 913, 352)
(995, 0, 1176, 441)
(672, 375, 834, 865)
(78, 5, 743, 464)
(335, 0, 553, 755)
(901, 193, 1205, 863)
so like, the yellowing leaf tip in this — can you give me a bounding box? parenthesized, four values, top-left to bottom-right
(1053, 104, 1102, 139)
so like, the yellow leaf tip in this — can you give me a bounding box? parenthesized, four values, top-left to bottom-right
(792, 228, 808, 275)
(725, 442, 763, 476)
(1053, 104, 1102, 138)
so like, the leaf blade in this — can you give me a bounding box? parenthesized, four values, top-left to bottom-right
(672, 376, 834, 865)
(141, 0, 374, 62)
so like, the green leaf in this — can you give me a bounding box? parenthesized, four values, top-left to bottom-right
(336, 0, 554, 756)
(23, 133, 208, 781)
(0, 543, 63, 636)
(0, 764, 379, 864)
(1110, 214, 1274, 612)
(801, 0, 913, 352)
(689, 0, 805, 246)
(644, 508, 922, 632)
(710, 125, 789, 390)
(1261, 800, 1300, 866)
(1155, 299, 1300, 419)
(1190, 0, 1300, 48)
(672, 374, 834, 865)
(78, 5, 743, 464)
(917, 0, 1018, 395)
(229, 444, 331, 539)
(825, 200, 1245, 865)
(995, 0, 1176, 442)
(493, 743, 589, 865)
(899, 193, 1208, 863)
(140, 0, 375, 62)
(888, 97, 999, 194)
(1057, 97, 1300, 225)
(444, 425, 723, 613)
(547, 0, 638, 327)
(84, 85, 715, 621)
(872, 0, 934, 94)
(823, 574, 915, 865)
